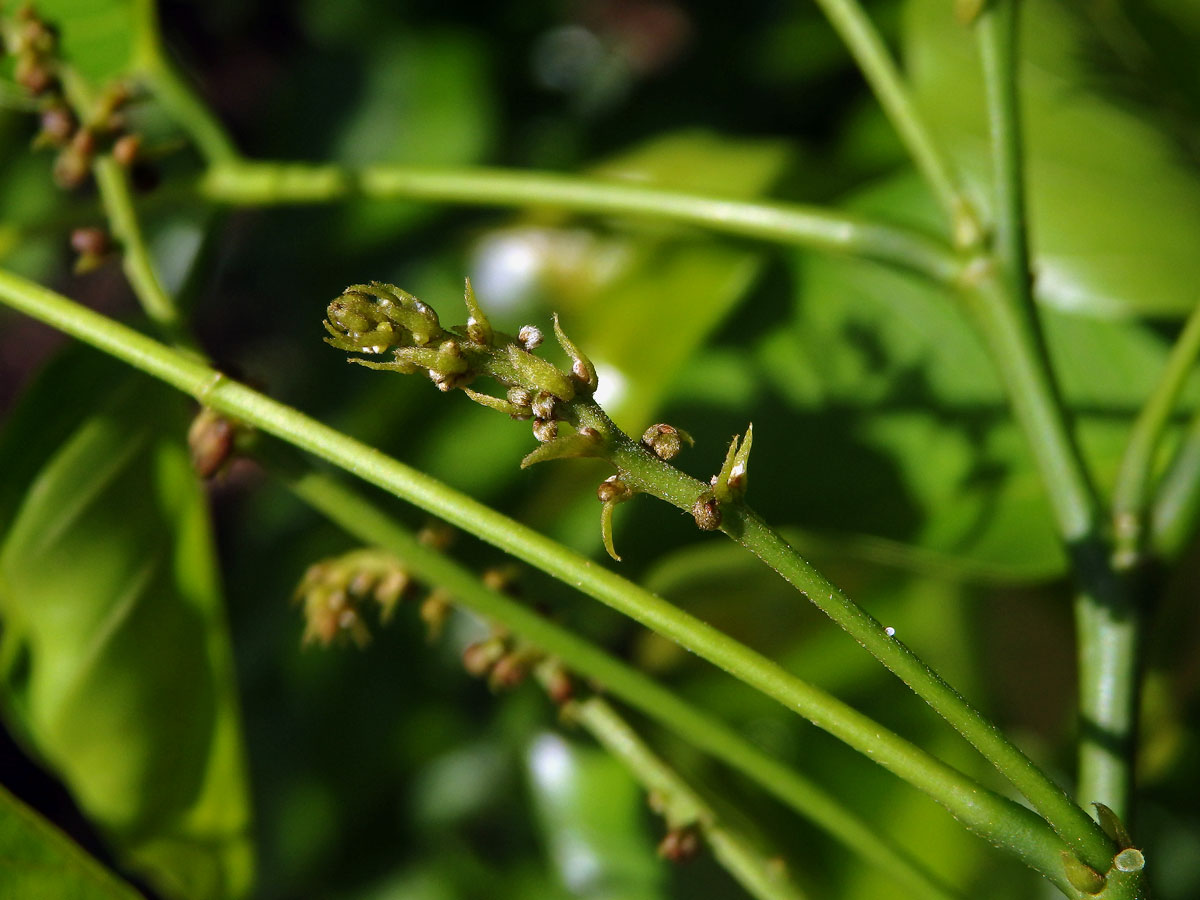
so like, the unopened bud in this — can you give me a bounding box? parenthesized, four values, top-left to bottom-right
(112, 133, 142, 167)
(531, 391, 557, 420)
(641, 424, 691, 461)
(490, 653, 530, 690)
(658, 827, 700, 864)
(597, 476, 630, 504)
(519, 325, 543, 350)
(692, 493, 722, 531)
(187, 407, 236, 478)
(532, 418, 558, 442)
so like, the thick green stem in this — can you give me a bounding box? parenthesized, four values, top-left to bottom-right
(272, 453, 962, 900)
(560, 694, 807, 900)
(197, 161, 963, 283)
(811, 0, 977, 243)
(0, 270, 1076, 890)
(975, 0, 1140, 829)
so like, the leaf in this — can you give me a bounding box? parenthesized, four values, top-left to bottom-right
(525, 732, 664, 900)
(0, 780, 143, 899)
(0, 362, 253, 899)
(35, 0, 135, 86)
(905, 0, 1200, 317)
(749, 171, 1200, 579)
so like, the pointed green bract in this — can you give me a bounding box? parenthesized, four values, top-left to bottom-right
(520, 432, 606, 469)
(553, 313, 598, 393)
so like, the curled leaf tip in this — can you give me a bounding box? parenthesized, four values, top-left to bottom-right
(597, 476, 633, 561)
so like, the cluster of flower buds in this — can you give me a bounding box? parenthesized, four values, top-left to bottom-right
(2, 5, 155, 195)
(461, 630, 548, 693)
(326, 279, 607, 457)
(294, 549, 414, 647)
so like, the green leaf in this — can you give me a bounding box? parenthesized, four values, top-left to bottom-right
(905, 0, 1200, 317)
(525, 732, 664, 900)
(0, 780, 143, 899)
(35, 0, 135, 86)
(755, 171, 1200, 579)
(0, 363, 253, 899)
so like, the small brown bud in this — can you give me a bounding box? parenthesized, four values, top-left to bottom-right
(531, 391, 556, 420)
(187, 407, 236, 478)
(640, 423, 690, 461)
(462, 638, 506, 677)
(112, 133, 142, 167)
(692, 493, 722, 531)
(532, 418, 558, 442)
(489, 653, 530, 690)
(419, 591, 452, 640)
(38, 105, 76, 147)
(597, 476, 630, 504)
(507, 387, 533, 408)
(657, 827, 700, 864)
(518, 325, 543, 350)
(417, 521, 455, 551)
(15, 58, 54, 95)
(544, 667, 574, 706)
(70, 226, 110, 258)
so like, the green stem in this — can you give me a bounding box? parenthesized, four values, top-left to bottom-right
(811, 0, 978, 244)
(582, 400, 1114, 871)
(1113, 302, 1200, 566)
(976, 0, 1140, 827)
(565, 694, 807, 900)
(0, 269, 1075, 890)
(131, 0, 240, 163)
(272, 453, 961, 900)
(978, 1, 1032, 313)
(197, 162, 963, 283)
(1150, 409, 1200, 558)
(92, 156, 195, 349)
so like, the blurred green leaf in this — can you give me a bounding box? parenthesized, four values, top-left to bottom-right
(35, 0, 135, 86)
(525, 732, 664, 900)
(905, 0, 1200, 317)
(744, 171, 1200, 579)
(0, 362, 253, 899)
(0, 780, 143, 899)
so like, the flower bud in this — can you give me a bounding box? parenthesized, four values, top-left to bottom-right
(692, 492, 722, 531)
(641, 424, 692, 461)
(657, 827, 700, 864)
(519, 325, 543, 350)
(532, 418, 558, 442)
(112, 133, 142, 167)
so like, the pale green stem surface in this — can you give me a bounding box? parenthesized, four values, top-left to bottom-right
(1151, 409, 1200, 557)
(0, 268, 1076, 891)
(566, 694, 807, 900)
(1113, 301, 1200, 565)
(273, 454, 962, 900)
(197, 161, 963, 282)
(811, 0, 976, 242)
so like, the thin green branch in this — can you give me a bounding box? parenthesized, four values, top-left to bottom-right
(584, 399, 1113, 872)
(1150, 409, 1200, 558)
(811, 0, 978, 244)
(977, 1, 1032, 312)
(0, 269, 1077, 891)
(131, 0, 240, 163)
(271, 452, 962, 900)
(1113, 302, 1200, 567)
(92, 156, 195, 349)
(564, 694, 806, 900)
(196, 161, 964, 283)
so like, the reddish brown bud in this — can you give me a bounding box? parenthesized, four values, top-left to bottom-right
(691, 493, 721, 531)
(112, 133, 142, 167)
(657, 827, 700, 863)
(70, 226, 110, 258)
(544, 667, 574, 706)
(597, 476, 630, 504)
(188, 407, 236, 478)
(489, 653, 530, 690)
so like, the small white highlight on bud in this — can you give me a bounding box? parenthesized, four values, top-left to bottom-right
(885, 626, 896, 637)
(519, 325, 543, 350)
